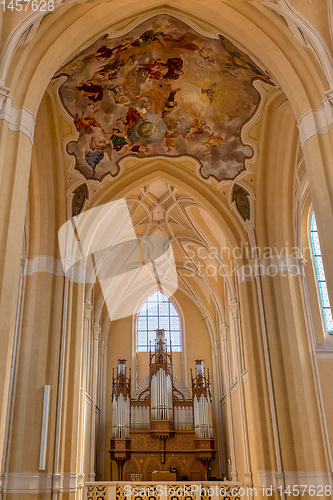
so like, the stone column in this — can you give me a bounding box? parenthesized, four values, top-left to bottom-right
(98, 338, 106, 480)
(88, 324, 101, 482)
(219, 323, 237, 482)
(0, 87, 35, 464)
(79, 300, 93, 478)
(211, 337, 226, 479)
(229, 300, 252, 488)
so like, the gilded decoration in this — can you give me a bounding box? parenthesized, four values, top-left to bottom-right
(168, 485, 194, 500)
(220, 485, 241, 500)
(116, 484, 160, 500)
(200, 484, 242, 500)
(87, 485, 107, 499)
(54, 15, 272, 182)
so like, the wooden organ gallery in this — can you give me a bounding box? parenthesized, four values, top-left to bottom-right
(109, 330, 215, 481)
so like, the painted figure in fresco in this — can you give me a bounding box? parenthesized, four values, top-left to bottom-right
(77, 82, 104, 103)
(164, 118, 180, 151)
(84, 135, 116, 176)
(96, 40, 133, 60)
(203, 135, 227, 155)
(139, 58, 183, 81)
(109, 129, 128, 152)
(164, 58, 184, 80)
(200, 83, 216, 104)
(164, 133, 179, 152)
(196, 47, 216, 66)
(131, 18, 171, 48)
(117, 107, 142, 130)
(163, 88, 181, 113)
(129, 143, 150, 158)
(98, 60, 126, 81)
(132, 29, 166, 48)
(74, 111, 103, 136)
(185, 119, 209, 138)
(85, 137, 107, 175)
(106, 85, 128, 104)
(218, 35, 265, 77)
(135, 89, 167, 114)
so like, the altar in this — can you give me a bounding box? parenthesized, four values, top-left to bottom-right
(151, 472, 177, 481)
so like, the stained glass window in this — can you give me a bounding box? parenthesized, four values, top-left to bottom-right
(137, 291, 181, 351)
(311, 213, 333, 333)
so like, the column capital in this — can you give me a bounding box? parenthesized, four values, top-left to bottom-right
(219, 324, 228, 341)
(297, 256, 307, 275)
(92, 324, 101, 340)
(229, 299, 239, 319)
(19, 258, 26, 278)
(84, 300, 93, 319)
(231, 471, 238, 482)
(212, 340, 220, 356)
(324, 88, 333, 105)
(0, 86, 10, 109)
(244, 471, 253, 487)
(100, 339, 106, 356)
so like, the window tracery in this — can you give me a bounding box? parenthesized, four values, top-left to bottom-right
(137, 291, 181, 351)
(310, 213, 333, 333)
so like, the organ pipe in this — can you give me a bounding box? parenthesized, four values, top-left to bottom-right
(110, 331, 215, 481)
(149, 329, 173, 421)
(191, 359, 213, 439)
(111, 336, 213, 439)
(111, 359, 131, 438)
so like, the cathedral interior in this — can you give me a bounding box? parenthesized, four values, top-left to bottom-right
(1, 1, 333, 499)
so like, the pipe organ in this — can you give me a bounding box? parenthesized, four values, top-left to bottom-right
(192, 360, 213, 439)
(109, 329, 215, 481)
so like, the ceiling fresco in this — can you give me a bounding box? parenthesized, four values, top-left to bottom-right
(54, 15, 273, 182)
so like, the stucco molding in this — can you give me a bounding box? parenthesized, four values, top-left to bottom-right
(0, 86, 35, 143)
(1, 472, 84, 493)
(23, 255, 86, 282)
(316, 351, 333, 359)
(0, 1, 77, 87)
(297, 95, 333, 147)
(24, 255, 64, 277)
(261, 0, 333, 87)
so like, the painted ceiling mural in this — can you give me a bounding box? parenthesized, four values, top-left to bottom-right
(54, 15, 273, 182)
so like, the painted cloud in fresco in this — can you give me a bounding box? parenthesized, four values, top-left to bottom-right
(54, 15, 272, 181)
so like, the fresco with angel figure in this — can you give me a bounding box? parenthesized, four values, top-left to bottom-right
(54, 15, 273, 181)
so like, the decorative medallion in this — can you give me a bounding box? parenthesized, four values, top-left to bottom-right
(54, 15, 272, 181)
(72, 183, 88, 216)
(232, 184, 250, 220)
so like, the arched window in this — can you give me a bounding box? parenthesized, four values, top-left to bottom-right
(137, 291, 181, 351)
(310, 213, 333, 333)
